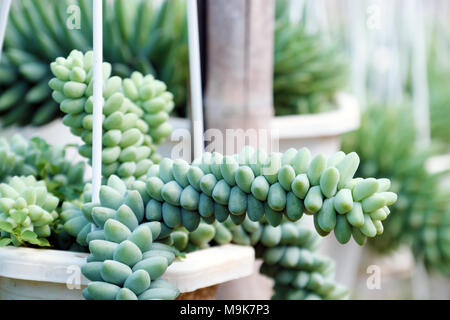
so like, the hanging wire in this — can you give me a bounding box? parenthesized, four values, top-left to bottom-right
(186, 0, 204, 160)
(91, 0, 104, 206)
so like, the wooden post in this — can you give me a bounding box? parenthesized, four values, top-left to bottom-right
(204, 0, 275, 155)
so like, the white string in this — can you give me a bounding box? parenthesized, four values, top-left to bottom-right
(0, 0, 12, 61)
(186, 0, 204, 161)
(91, 0, 103, 206)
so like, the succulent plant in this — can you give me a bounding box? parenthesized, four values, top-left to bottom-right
(342, 105, 450, 275)
(0, 176, 59, 247)
(0, 0, 188, 126)
(273, 0, 348, 116)
(57, 140, 397, 300)
(0, 134, 86, 202)
(49, 50, 174, 179)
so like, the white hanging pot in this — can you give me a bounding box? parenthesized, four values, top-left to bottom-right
(0, 244, 254, 300)
(271, 92, 360, 156)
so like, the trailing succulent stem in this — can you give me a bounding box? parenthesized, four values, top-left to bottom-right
(342, 106, 450, 275)
(60, 146, 396, 300)
(50, 50, 174, 180)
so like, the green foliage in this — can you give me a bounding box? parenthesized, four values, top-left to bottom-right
(342, 106, 450, 275)
(50, 50, 174, 178)
(58, 144, 395, 300)
(62, 174, 347, 300)
(63, 147, 396, 251)
(273, 0, 348, 116)
(0, 134, 85, 202)
(0, 176, 59, 247)
(243, 218, 348, 300)
(166, 217, 348, 300)
(428, 57, 450, 146)
(1, 0, 349, 126)
(0, 0, 188, 126)
(61, 182, 180, 300)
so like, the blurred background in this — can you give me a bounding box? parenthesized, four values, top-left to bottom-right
(0, 0, 449, 299)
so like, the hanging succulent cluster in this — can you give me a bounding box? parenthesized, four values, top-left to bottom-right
(0, 134, 85, 202)
(141, 147, 396, 244)
(61, 176, 349, 300)
(0, 0, 188, 127)
(154, 216, 349, 300)
(49, 50, 174, 179)
(57, 139, 396, 300)
(341, 105, 450, 275)
(62, 146, 397, 251)
(0, 176, 59, 247)
(224, 217, 348, 300)
(273, 0, 348, 116)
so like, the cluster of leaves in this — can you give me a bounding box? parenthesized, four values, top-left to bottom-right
(60, 176, 347, 300)
(427, 33, 450, 147)
(341, 105, 450, 275)
(0, 134, 85, 202)
(0, 134, 87, 249)
(1, 0, 351, 127)
(0, 0, 188, 127)
(273, 0, 348, 116)
(0, 176, 59, 247)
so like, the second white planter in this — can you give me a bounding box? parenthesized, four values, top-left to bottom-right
(270, 92, 360, 156)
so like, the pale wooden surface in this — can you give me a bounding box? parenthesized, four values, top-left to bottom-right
(204, 0, 275, 154)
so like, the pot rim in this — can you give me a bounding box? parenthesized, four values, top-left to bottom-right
(271, 92, 360, 139)
(0, 244, 255, 293)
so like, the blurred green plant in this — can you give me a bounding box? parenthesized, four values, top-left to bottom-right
(427, 31, 450, 147)
(273, 0, 348, 116)
(342, 106, 450, 275)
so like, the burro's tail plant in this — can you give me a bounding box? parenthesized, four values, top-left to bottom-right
(156, 217, 348, 300)
(0, 176, 59, 247)
(225, 217, 348, 300)
(342, 105, 450, 275)
(49, 50, 174, 182)
(60, 144, 397, 300)
(273, 0, 348, 116)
